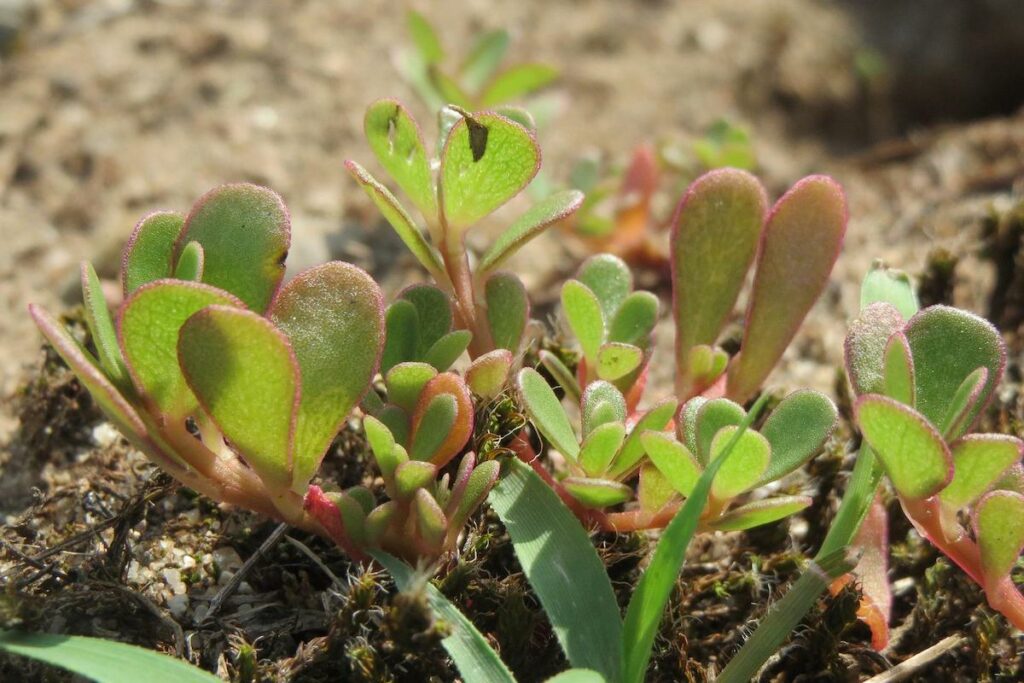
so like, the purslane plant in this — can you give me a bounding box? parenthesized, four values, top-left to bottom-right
(517, 366, 837, 533)
(346, 99, 583, 372)
(847, 300, 1024, 630)
(672, 169, 846, 402)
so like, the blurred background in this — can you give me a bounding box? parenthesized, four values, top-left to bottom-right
(2, 0, 1024, 432)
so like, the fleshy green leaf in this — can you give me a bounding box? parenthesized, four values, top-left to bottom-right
(466, 349, 512, 398)
(121, 211, 183, 296)
(179, 306, 299, 489)
(364, 99, 437, 216)
(695, 398, 746, 465)
(173, 241, 204, 281)
(579, 422, 626, 477)
(545, 670, 606, 683)
(414, 488, 448, 548)
(481, 63, 559, 106)
(410, 394, 457, 461)
(401, 285, 454, 355)
(938, 367, 988, 440)
(364, 415, 406, 481)
(709, 426, 771, 500)
(641, 431, 701, 497)
(346, 160, 444, 277)
(638, 463, 677, 514)
(119, 281, 242, 419)
(518, 368, 579, 460)
(595, 342, 643, 381)
(940, 435, 1022, 510)
(270, 262, 384, 489)
(489, 459, 622, 681)
(336, 491, 368, 546)
(672, 169, 766, 396)
(855, 394, 952, 500)
(81, 261, 129, 386)
(581, 381, 626, 437)
(678, 397, 705, 454)
(563, 477, 633, 508)
(576, 254, 632, 321)
(411, 373, 474, 467)
(562, 279, 604, 365)
(378, 405, 411, 447)
(365, 502, 397, 544)
(609, 398, 677, 478)
(860, 261, 919, 319)
(440, 111, 540, 231)
(727, 176, 846, 403)
(844, 302, 905, 396)
(710, 496, 812, 531)
(382, 299, 419, 374)
(975, 491, 1024, 584)
(177, 184, 290, 313)
(425, 330, 472, 371)
(0, 630, 221, 683)
(609, 291, 658, 347)
(448, 458, 500, 530)
(460, 29, 509, 92)
(485, 272, 529, 352)
(882, 331, 915, 405)
(757, 390, 837, 485)
(385, 362, 438, 414)
(479, 190, 583, 274)
(394, 460, 437, 499)
(406, 11, 444, 64)
(904, 305, 1004, 438)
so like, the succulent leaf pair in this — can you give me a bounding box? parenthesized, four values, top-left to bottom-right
(31, 185, 384, 548)
(846, 284, 1024, 632)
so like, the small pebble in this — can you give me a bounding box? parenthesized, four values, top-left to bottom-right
(167, 594, 189, 620)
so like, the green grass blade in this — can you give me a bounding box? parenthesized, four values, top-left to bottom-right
(0, 630, 219, 683)
(489, 459, 622, 681)
(621, 394, 768, 683)
(716, 549, 859, 683)
(371, 552, 516, 683)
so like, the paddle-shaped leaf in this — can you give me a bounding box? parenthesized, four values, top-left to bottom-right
(410, 373, 474, 467)
(478, 190, 584, 274)
(179, 305, 299, 489)
(860, 261, 919, 319)
(579, 422, 626, 476)
(410, 394, 457, 461)
(121, 211, 183, 295)
(346, 161, 444, 277)
(481, 63, 559, 106)
(386, 362, 437, 413)
(518, 368, 579, 460)
(563, 477, 632, 508)
(940, 435, 1022, 510)
(466, 349, 512, 398)
(672, 169, 766, 396)
(609, 291, 658, 346)
(638, 464, 676, 514)
(364, 99, 437, 216)
(581, 381, 626, 437)
(641, 431, 701, 497)
(709, 426, 771, 500)
(757, 390, 837, 484)
(577, 254, 632, 321)
(882, 332, 915, 405)
(710, 496, 812, 531)
(270, 262, 384, 489)
(562, 279, 604, 365)
(440, 111, 540, 231)
(595, 342, 642, 381)
(609, 398, 677, 478)
(395, 460, 437, 499)
(485, 272, 529, 352)
(727, 176, 847, 403)
(425, 330, 472, 371)
(176, 184, 290, 313)
(381, 300, 419, 374)
(119, 281, 243, 419)
(844, 302, 905, 396)
(174, 242, 204, 281)
(695, 398, 745, 465)
(975, 491, 1024, 585)
(855, 395, 952, 500)
(904, 306, 1004, 437)
(81, 262, 128, 386)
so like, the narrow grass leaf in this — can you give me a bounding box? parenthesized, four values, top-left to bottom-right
(372, 551, 517, 683)
(0, 630, 220, 683)
(489, 459, 622, 681)
(622, 395, 768, 683)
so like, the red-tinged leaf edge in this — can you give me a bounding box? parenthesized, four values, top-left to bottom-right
(727, 175, 847, 403)
(120, 210, 184, 296)
(837, 493, 891, 650)
(303, 485, 369, 562)
(410, 373, 474, 468)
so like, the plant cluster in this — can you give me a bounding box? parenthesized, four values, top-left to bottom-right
(20, 92, 1024, 683)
